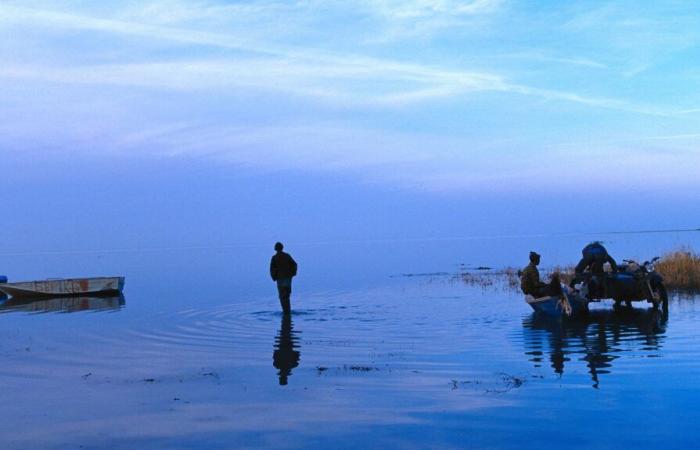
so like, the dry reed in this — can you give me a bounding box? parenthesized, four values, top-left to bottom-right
(655, 248, 700, 291)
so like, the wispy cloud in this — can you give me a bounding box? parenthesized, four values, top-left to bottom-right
(497, 51, 608, 69)
(561, 2, 700, 77)
(2, 1, 700, 193)
(0, 2, 681, 115)
(0, 58, 670, 116)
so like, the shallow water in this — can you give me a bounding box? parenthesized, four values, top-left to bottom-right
(2, 233, 700, 449)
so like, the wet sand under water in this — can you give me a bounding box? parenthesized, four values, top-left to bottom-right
(2, 273, 700, 450)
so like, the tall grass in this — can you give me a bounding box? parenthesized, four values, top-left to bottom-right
(655, 248, 700, 291)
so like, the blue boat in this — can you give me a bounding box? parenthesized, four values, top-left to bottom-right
(525, 286, 589, 318)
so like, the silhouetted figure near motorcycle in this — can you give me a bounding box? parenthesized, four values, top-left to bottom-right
(520, 252, 562, 298)
(273, 314, 300, 386)
(575, 242, 618, 298)
(270, 242, 298, 314)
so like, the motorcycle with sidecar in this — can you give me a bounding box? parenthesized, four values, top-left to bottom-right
(574, 257, 668, 310)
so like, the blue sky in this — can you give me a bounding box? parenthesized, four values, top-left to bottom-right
(1, 1, 699, 256)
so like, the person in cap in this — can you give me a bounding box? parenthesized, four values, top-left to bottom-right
(270, 242, 298, 314)
(520, 251, 561, 298)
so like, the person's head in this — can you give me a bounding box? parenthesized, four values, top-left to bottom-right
(274, 242, 284, 252)
(583, 241, 606, 257)
(529, 251, 541, 265)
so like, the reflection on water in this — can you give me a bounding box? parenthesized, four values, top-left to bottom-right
(522, 307, 668, 388)
(273, 314, 301, 385)
(0, 294, 125, 314)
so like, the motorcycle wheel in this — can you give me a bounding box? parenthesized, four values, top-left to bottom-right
(651, 283, 669, 310)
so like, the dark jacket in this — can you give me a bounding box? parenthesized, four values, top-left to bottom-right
(575, 243, 617, 276)
(270, 251, 297, 281)
(520, 262, 544, 296)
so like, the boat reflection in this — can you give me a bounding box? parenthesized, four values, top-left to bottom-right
(522, 307, 667, 388)
(273, 314, 301, 386)
(0, 293, 126, 314)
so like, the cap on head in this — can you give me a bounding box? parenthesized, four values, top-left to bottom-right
(529, 251, 541, 262)
(274, 242, 284, 251)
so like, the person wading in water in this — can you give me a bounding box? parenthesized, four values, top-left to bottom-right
(270, 242, 298, 314)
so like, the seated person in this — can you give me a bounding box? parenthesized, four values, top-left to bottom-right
(520, 251, 562, 298)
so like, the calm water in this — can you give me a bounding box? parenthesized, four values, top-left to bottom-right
(2, 232, 700, 449)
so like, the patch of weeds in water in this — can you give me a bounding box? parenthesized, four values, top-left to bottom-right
(450, 379, 483, 390)
(318, 365, 380, 374)
(453, 268, 519, 291)
(396, 272, 451, 278)
(486, 373, 526, 393)
(451, 379, 474, 390)
(451, 373, 528, 393)
(345, 365, 377, 372)
(455, 266, 576, 292)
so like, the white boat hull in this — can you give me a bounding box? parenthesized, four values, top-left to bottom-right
(0, 277, 124, 298)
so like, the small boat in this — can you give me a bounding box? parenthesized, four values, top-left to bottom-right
(525, 286, 589, 318)
(0, 277, 124, 298)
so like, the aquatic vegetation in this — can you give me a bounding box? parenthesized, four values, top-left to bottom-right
(456, 268, 519, 290)
(656, 248, 700, 291)
(450, 373, 529, 393)
(459, 266, 574, 292)
(543, 265, 576, 285)
(316, 365, 380, 374)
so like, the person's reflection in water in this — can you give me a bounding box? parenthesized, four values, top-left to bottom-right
(273, 314, 301, 386)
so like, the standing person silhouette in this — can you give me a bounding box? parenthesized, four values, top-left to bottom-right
(270, 242, 297, 314)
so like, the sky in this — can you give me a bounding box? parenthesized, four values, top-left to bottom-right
(1, 1, 699, 258)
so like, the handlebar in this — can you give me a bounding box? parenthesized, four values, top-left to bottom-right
(623, 257, 660, 266)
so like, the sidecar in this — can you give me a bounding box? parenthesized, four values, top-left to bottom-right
(578, 270, 667, 309)
(605, 272, 643, 301)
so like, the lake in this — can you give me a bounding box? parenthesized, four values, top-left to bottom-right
(1, 231, 699, 449)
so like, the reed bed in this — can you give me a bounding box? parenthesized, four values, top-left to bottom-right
(655, 248, 700, 291)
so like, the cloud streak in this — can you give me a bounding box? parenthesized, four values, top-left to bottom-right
(2, 1, 700, 193)
(0, 2, 674, 115)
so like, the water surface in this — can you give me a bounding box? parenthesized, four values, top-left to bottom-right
(2, 233, 700, 449)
